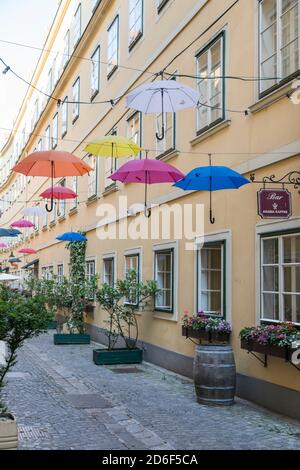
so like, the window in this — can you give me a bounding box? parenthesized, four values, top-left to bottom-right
(259, 0, 299, 95)
(42, 266, 54, 280)
(47, 68, 53, 96)
(88, 155, 98, 198)
(57, 179, 66, 218)
(62, 30, 70, 69)
(196, 32, 225, 133)
(57, 264, 64, 283)
(129, 0, 143, 49)
(37, 138, 43, 152)
(72, 77, 80, 123)
(261, 233, 300, 323)
(86, 260, 96, 281)
(125, 254, 140, 305)
(104, 129, 117, 189)
(107, 16, 119, 77)
(157, 0, 170, 13)
(45, 125, 51, 151)
(197, 242, 225, 317)
(103, 257, 115, 286)
(74, 4, 81, 46)
(154, 249, 173, 312)
(91, 46, 100, 99)
(61, 96, 68, 137)
(52, 113, 58, 149)
(127, 112, 141, 159)
(156, 112, 175, 157)
(70, 176, 78, 210)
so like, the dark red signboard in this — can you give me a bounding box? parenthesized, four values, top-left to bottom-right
(258, 189, 292, 219)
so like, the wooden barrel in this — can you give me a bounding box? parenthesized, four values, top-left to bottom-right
(193, 344, 236, 406)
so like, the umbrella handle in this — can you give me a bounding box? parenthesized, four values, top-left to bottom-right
(45, 199, 54, 213)
(156, 89, 165, 141)
(210, 210, 215, 225)
(144, 207, 151, 218)
(156, 126, 165, 141)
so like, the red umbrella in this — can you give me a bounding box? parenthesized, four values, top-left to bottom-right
(18, 248, 37, 254)
(40, 186, 77, 200)
(13, 151, 92, 212)
(11, 219, 35, 228)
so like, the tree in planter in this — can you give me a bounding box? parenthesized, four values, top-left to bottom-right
(96, 269, 159, 350)
(0, 285, 52, 413)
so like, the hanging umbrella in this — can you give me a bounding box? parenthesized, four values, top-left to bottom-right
(0, 228, 21, 237)
(174, 160, 250, 224)
(0, 243, 7, 248)
(126, 79, 199, 140)
(0, 273, 20, 282)
(40, 186, 77, 200)
(8, 252, 21, 263)
(18, 248, 37, 254)
(110, 158, 184, 217)
(12, 151, 92, 213)
(22, 207, 47, 217)
(11, 219, 35, 228)
(56, 232, 87, 242)
(84, 136, 141, 158)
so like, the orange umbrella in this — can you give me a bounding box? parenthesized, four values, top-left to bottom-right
(13, 151, 92, 212)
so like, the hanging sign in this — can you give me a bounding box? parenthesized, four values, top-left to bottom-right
(258, 189, 292, 219)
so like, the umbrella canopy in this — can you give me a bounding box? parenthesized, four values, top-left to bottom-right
(22, 207, 47, 217)
(11, 219, 35, 228)
(18, 248, 37, 254)
(0, 228, 21, 237)
(111, 158, 184, 216)
(40, 186, 77, 200)
(0, 273, 20, 282)
(126, 79, 199, 140)
(56, 232, 87, 242)
(0, 243, 7, 248)
(9, 257, 21, 263)
(84, 136, 141, 158)
(13, 151, 92, 213)
(174, 164, 250, 224)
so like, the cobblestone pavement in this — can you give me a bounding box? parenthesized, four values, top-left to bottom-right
(3, 332, 300, 450)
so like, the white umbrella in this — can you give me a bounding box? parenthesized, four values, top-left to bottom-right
(0, 273, 20, 282)
(126, 79, 199, 140)
(22, 207, 47, 217)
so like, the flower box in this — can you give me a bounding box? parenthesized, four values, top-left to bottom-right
(240, 339, 297, 360)
(93, 348, 143, 365)
(53, 334, 90, 345)
(182, 326, 230, 344)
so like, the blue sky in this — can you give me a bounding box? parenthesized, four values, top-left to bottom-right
(0, 0, 58, 148)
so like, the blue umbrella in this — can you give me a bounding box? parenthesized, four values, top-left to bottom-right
(174, 161, 250, 224)
(0, 228, 21, 237)
(56, 232, 87, 242)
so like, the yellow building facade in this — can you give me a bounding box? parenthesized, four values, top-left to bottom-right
(1, 0, 300, 418)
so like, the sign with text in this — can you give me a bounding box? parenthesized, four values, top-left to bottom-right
(258, 189, 292, 219)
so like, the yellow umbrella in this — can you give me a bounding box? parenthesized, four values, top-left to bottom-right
(84, 136, 141, 158)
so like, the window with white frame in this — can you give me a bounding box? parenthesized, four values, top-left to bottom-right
(103, 257, 115, 287)
(196, 32, 225, 133)
(129, 0, 143, 48)
(88, 155, 98, 198)
(154, 249, 173, 312)
(57, 179, 66, 218)
(47, 68, 52, 96)
(72, 77, 80, 122)
(86, 260, 96, 281)
(73, 4, 81, 45)
(261, 233, 300, 323)
(259, 0, 299, 95)
(91, 46, 100, 99)
(61, 96, 68, 137)
(127, 112, 141, 159)
(156, 112, 175, 157)
(107, 16, 119, 77)
(70, 176, 78, 210)
(197, 242, 225, 317)
(125, 254, 140, 304)
(57, 264, 64, 283)
(45, 125, 51, 151)
(52, 113, 58, 149)
(62, 30, 70, 69)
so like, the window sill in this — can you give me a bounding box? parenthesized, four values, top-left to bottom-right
(86, 195, 99, 206)
(107, 65, 118, 81)
(72, 115, 79, 125)
(190, 119, 231, 146)
(156, 148, 179, 162)
(49, 221, 56, 228)
(58, 215, 66, 223)
(157, 0, 170, 14)
(52, 143, 58, 150)
(91, 90, 99, 102)
(249, 80, 295, 114)
(102, 184, 118, 197)
(153, 311, 177, 322)
(61, 131, 67, 139)
(42, 226, 48, 232)
(128, 31, 143, 52)
(69, 207, 78, 216)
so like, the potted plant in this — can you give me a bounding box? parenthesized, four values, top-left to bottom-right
(94, 270, 158, 365)
(240, 322, 300, 360)
(0, 284, 52, 449)
(182, 311, 232, 343)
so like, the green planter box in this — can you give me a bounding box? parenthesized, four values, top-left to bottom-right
(54, 334, 91, 345)
(93, 348, 143, 365)
(47, 320, 57, 330)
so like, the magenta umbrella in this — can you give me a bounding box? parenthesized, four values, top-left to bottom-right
(110, 158, 184, 216)
(11, 219, 35, 228)
(0, 243, 7, 248)
(40, 186, 77, 200)
(18, 248, 37, 254)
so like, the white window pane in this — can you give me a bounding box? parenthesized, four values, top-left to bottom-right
(283, 294, 300, 322)
(284, 235, 300, 262)
(283, 266, 300, 292)
(263, 238, 279, 264)
(263, 292, 280, 319)
(263, 266, 279, 291)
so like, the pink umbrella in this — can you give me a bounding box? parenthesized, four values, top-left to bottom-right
(18, 248, 37, 254)
(11, 219, 35, 228)
(40, 186, 77, 200)
(110, 158, 184, 216)
(0, 243, 7, 248)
